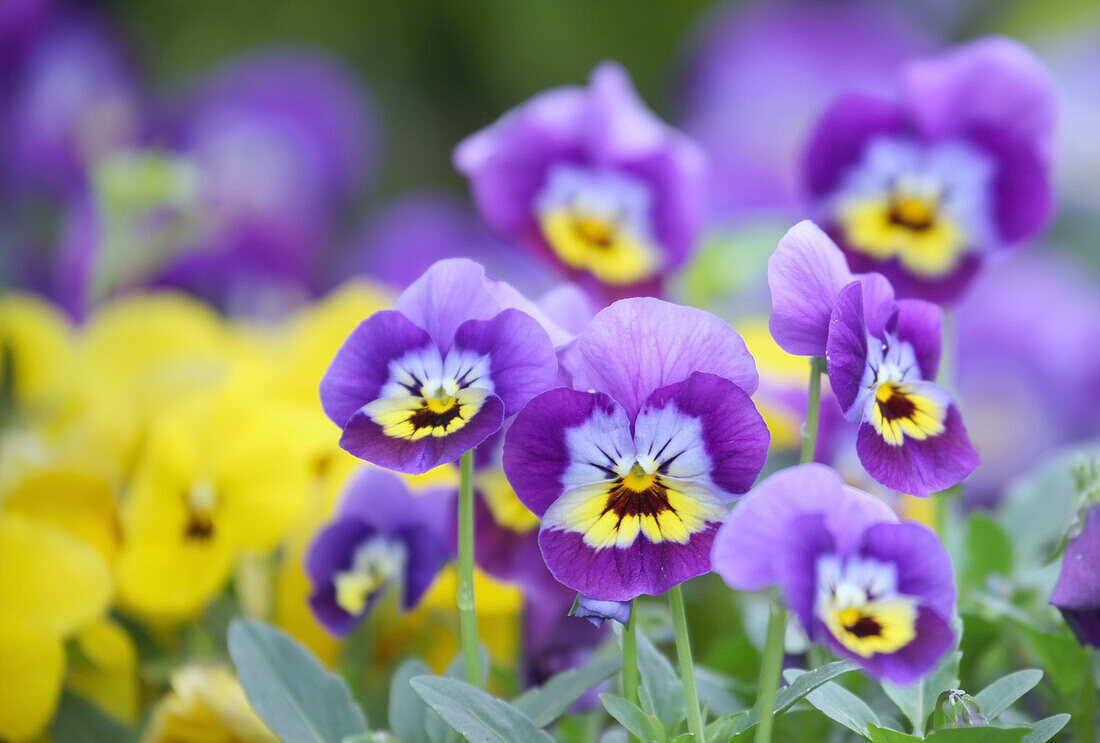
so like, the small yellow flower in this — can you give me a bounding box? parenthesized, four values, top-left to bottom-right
(141, 664, 278, 743)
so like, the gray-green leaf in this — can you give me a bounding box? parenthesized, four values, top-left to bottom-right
(410, 676, 553, 743)
(922, 726, 1028, 743)
(1023, 714, 1071, 743)
(730, 660, 858, 735)
(784, 671, 879, 737)
(514, 653, 621, 728)
(882, 650, 961, 736)
(974, 670, 1043, 721)
(50, 690, 136, 743)
(388, 658, 434, 743)
(600, 693, 665, 743)
(227, 619, 367, 743)
(637, 632, 686, 733)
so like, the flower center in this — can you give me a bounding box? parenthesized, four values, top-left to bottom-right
(816, 555, 918, 658)
(870, 379, 947, 447)
(184, 482, 217, 541)
(888, 195, 937, 231)
(334, 538, 406, 616)
(535, 164, 659, 285)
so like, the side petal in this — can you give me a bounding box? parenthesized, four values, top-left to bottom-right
(320, 310, 433, 427)
(775, 512, 836, 634)
(454, 309, 559, 415)
(860, 522, 957, 621)
(856, 404, 980, 497)
(0, 622, 65, 743)
(304, 519, 375, 587)
(575, 297, 758, 418)
(637, 372, 769, 498)
(396, 524, 451, 610)
(340, 393, 505, 475)
(712, 463, 896, 593)
(503, 388, 630, 518)
(894, 299, 943, 381)
(826, 281, 870, 419)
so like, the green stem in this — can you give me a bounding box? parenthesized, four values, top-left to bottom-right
(755, 356, 825, 743)
(669, 585, 704, 743)
(457, 449, 481, 687)
(622, 599, 641, 743)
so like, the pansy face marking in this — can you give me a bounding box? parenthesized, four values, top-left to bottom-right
(363, 346, 493, 441)
(183, 481, 217, 541)
(833, 137, 995, 279)
(815, 554, 918, 658)
(535, 165, 660, 285)
(859, 334, 950, 447)
(544, 403, 725, 550)
(333, 537, 407, 615)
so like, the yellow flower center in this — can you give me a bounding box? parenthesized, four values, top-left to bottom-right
(539, 210, 659, 285)
(870, 381, 947, 447)
(824, 598, 918, 658)
(838, 193, 965, 278)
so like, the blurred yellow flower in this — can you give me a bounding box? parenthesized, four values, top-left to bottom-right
(741, 319, 816, 451)
(0, 514, 112, 741)
(116, 384, 317, 622)
(67, 618, 139, 724)
(141, 664, 278, 743)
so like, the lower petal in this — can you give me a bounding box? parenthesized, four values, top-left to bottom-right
(0, 621, 64, 743)
(856, 404, 980, 496)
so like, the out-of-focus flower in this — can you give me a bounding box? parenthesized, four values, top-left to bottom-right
(572, 595, 632, 628)
(712, 463, 956, 683)
(141, 663, 277, 743)
(504, 298, 767, 601)
(67, 618, 139, 724)
(0, 514, 112, 742)
(1051, 505, 1100, 647)
(455, 62, 706, 300)
(679, 0, 935, 222)
(115, 385, 316, 622)
(803, 37, 1056, 303)
(320, 258, 560, 474)
(306, 469, 451, 636)
(157, 50, 375, 304)
(769, 221, 978, 495)
(955, 252, 1100, 504)
(2, 11, 140, 196)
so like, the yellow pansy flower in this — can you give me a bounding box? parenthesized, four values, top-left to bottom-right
(141, 664, 278, 743)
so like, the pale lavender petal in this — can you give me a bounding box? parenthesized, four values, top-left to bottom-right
(391, 258, 508, 352)
(453, 309, 558, 415)
(574, 297, 758, 418)
(572, 595, 633, 628)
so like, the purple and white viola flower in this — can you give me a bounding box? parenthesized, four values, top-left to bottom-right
(803, 37, 1055, 303)
(1051, 504, 1100, 648)
(306, 468, 452, 637)
(503, 298, 769, 601)
(712, 464, 957, 683)
(454, 62, 707, 299)
(769, 221, 979, 496)
(320, 258, 562, 475)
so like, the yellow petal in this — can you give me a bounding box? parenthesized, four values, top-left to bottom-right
(4, 466, 122, 564)
(0, 619, 65, 742)
(68, 618, 138, 723)
(0, 292, 73, 414)
(0, 515, 112, 636)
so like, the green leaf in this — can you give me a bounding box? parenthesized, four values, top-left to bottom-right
(866, 724, 922, 743)
(600, 693, 664, 743)
(1023, 714, 1071, 743)
(513, 653, 621, 728)
(922, 726, 1028, 743)
(410, 676, 553, 743)
(227, 618, 368, 743)
(636, 631, 686, 734)
(704, 713, 744, 743)
(783, 671, 878, 737)
(964, 514, 1015, 587)
(730, 660, 858, 734)
(882, 650, 961, 736)
(388, 658, 434, 743)
(973, 670, 1043, 720)
(1023, 627, 1089, 696)
(50, 690, 136, 743)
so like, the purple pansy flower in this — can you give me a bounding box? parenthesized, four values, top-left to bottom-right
(769, 221, 979, 496)
(503, 298, 769, 601)
(306, 468, 451, 637)
(679, 0, 935, 222)
(1051, 505, 1100, 648)
(712, 464, 957, 683)
(803, 36, 1055, 303)
(320, 258, 561, 475)
(454, 62, 707, 300)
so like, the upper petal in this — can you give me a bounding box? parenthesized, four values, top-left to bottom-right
(860, 521, 957, 621)
(894, 299, 943, 380)
(574, 297, 758, 418)
(319, 310, 433, 427)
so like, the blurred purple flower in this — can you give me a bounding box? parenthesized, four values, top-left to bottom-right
(679, 0, 936, 222)
(713, 463, 957, 683)
(306, 469, 452, 637)
(2, 11, 140, 195)
(455, 61, 707, 302)
(1051, 505, 1100, 648)
(159, 49, 375, 299)
(803, 37, 1056, 303)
